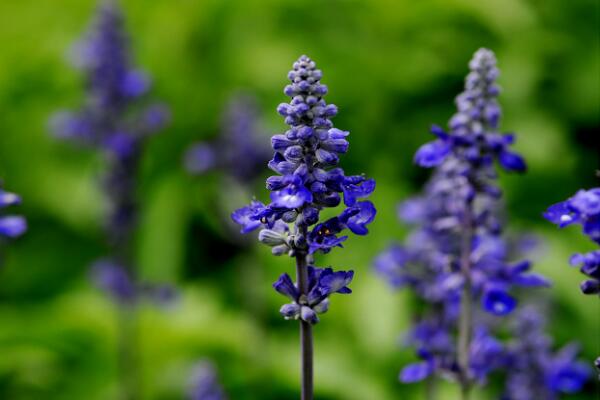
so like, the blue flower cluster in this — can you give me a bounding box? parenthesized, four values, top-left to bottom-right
(184, 94, 270, 182)
(374, 48, 549, 384)
(232, 55, 375, 324)
(545, 188, 600, 295)
(375, 218, 548, 316)
(0, 188, 27, 239)
(502, 306, 590, 400)
(50, 0, 169, 302)
(51, 1, 169, 153)
(399, 317, 504, 384)
(545, 187, 600, 377)
(413, 50, 525, 173)
(51, 0, 168, 244)
(274, 266, 353, 324)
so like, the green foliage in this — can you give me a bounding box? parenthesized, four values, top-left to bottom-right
(0, 0, 597, 398)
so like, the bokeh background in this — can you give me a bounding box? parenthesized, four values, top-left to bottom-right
(0, 0, 598, 399)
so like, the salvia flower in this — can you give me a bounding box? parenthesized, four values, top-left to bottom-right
(502, 306, 590, 400)
(374, 49, 547, 387)
(0, 187, 27, 239)
(545, 186, 600, 377)
(51, 4, 171, 399)
(51, 0, 168, 148)
(50, 0, 169, 248)
(545, 187, 600, 296)
(545, 188, 600, 243)
(232, 55, 375, 325)
(50, 0, 170, 304)
(184, 94, 270, 182)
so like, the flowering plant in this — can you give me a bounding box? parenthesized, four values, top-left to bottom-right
(232, 55, 375, 399)
(51, 0, 169, 301)
(50, 1, 170, 398)
(375, 49, 550, 398)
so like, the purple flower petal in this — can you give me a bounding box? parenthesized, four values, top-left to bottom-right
(319, 270, 354, 295)
(345, 201, 376, 235)
(414, 140, 450, 168)
(270, 182, 312, 209)
(0, 191, 21, 207)
(0, 216, 27, 238)
(482, 286, 516, 315)
(544, 201, 578, 227)
(273, 273, 299, 301)
(499, 150, 526, 172)
(399, 362, 433, 383)
(231, 201, 265, 233)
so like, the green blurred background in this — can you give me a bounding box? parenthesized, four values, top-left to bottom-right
(0, 0, 598, 399)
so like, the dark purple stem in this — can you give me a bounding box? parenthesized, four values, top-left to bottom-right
(295, 250, 314, 400)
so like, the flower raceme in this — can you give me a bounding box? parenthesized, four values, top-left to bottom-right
(407, 49, 545, 314)
(51, 4, 174, 398)
(374, 48, 549, 388)
(413, 49, 526, 173)
(231, 55, 376, 325)
(50, 0, 170, 303)
(51, 1, 168, 155)
(50, 0, 169, 247)
(376, 48, 544, 314)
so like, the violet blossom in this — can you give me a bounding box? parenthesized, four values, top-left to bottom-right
(502, 306, 590, 399)
(231, 55, 376, 323)
(374, 49, 548, 396)
(545, 187, 600, 375)
(545, 188, 600, 296)
(50, 0, 170, 303)
(231, 55, 375, 399)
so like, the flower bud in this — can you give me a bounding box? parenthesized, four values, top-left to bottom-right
(259, 229, 286, 246)
(280, 303, 300, 319)
(313, 298, 330, 314)
(300, 306, 319, 324)
(271, 244, 289, 256)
